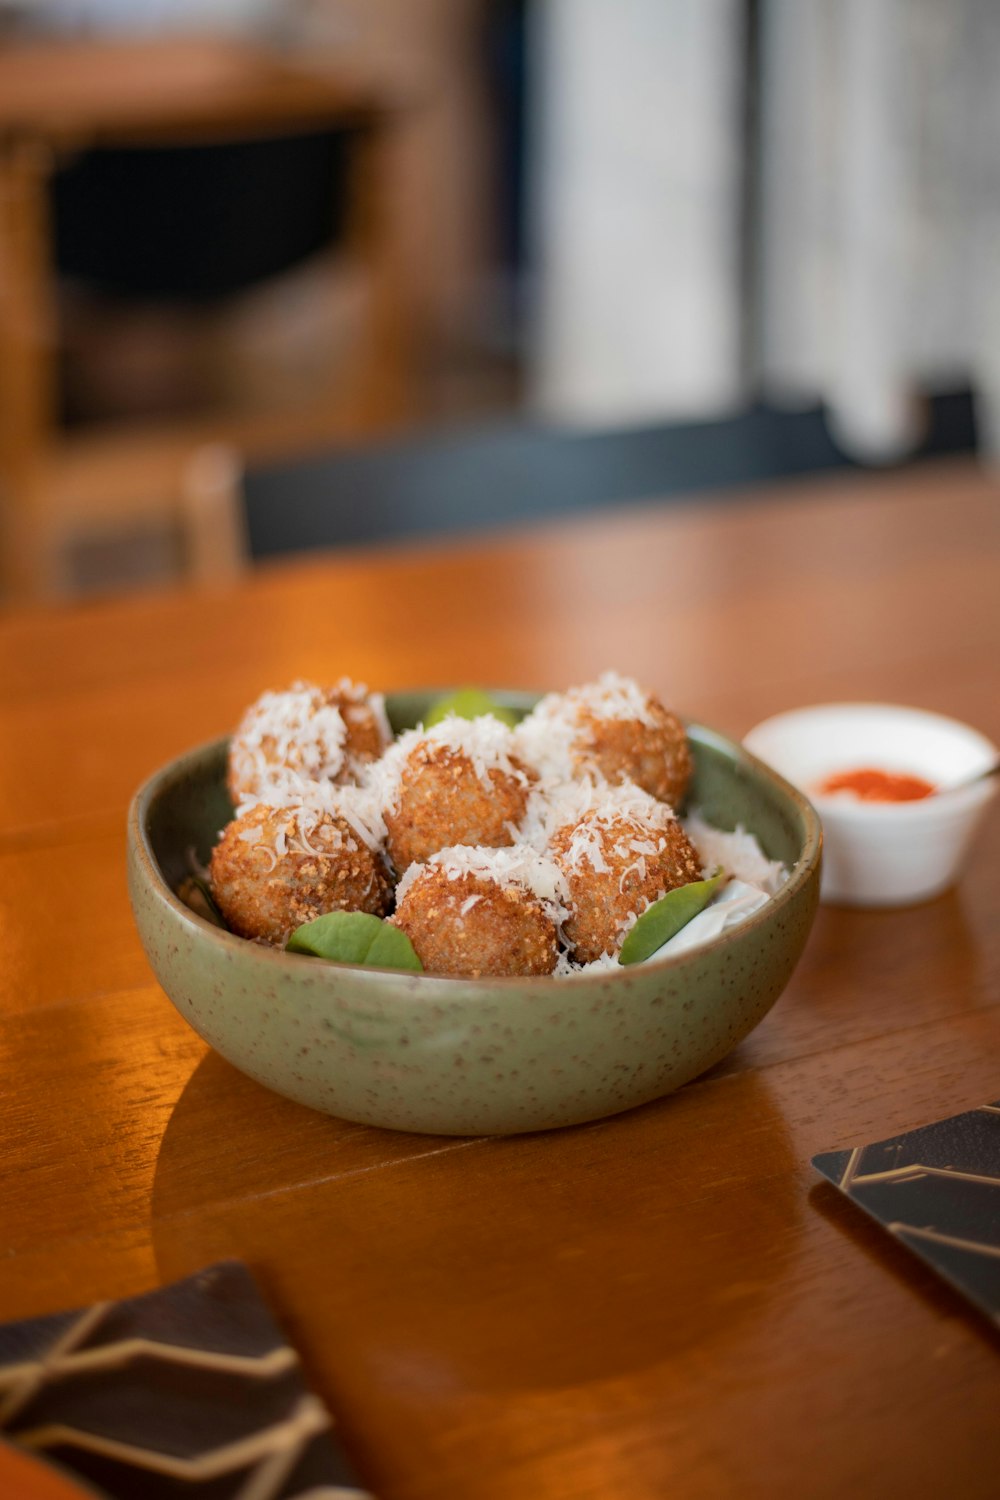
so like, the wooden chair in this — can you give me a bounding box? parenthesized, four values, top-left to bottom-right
(0, 36, 411, 600)
(16, 441, 248, 597)
(242, 393, 977, 559)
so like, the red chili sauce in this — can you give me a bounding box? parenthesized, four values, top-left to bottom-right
(816, 767, 936, 803)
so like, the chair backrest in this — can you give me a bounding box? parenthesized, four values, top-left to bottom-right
(53, 128, 352, 302)
(44, 442, 247, 598)
(243, 391, 977, 559)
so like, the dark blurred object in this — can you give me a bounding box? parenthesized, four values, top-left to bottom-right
(0, 1259, 371, 1499)
(481, 0, 527, 349)
(53, 129, 351, 303)
(245, 389, 978, 557)
(53, 127, 355, 427)
(813, 1099, 1000, 1331)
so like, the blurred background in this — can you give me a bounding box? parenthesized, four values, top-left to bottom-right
(0, 0, 991, 601)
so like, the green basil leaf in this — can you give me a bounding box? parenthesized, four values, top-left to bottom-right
(287, 911, 423, 971)
(618, 869, 728, 966)
(424, 687, 519, 729)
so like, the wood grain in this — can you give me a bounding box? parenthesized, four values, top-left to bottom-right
(1, 461, 999, 1498)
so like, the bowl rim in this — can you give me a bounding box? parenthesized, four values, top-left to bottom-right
(744, 700, 999, 819)
(128, 720, 822, 991)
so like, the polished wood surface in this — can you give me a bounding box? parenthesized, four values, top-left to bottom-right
(0, 1442, 98, 1500)
(1, 459, 999, 1498)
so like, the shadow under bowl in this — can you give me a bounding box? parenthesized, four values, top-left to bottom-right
(127, 693, 822, 1135)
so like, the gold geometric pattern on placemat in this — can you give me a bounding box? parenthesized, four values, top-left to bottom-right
(0, 1262, 374, 1500)
(888, 1224, 1000, 1259)
(813, 1099, 1000, 1329)
(0, 1307, 302, 1425)
(845, 1163, 1000, 1190)
(14, 1393, 331, 1481)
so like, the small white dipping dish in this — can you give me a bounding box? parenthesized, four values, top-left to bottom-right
(743, 703, 998, 907)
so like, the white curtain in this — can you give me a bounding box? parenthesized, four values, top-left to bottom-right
(528, 0, 746, 425)
(531, 0, 1000, 459)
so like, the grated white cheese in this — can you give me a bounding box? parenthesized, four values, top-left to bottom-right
(231, 681, 346, 790)
(522, 777, 678, 860)
(559, 816, 673, 885)
(520, 778, 619, 852)
(360, 735, 411, 825)
(231, 803, 360, 863)
(365, 714, 529, 820)
(683, 811, 788, 894)
(395, 843, 571, 931)
(512, 708, 580, 786)
(513, 671, 664, 786)
(573, 670, 662, 725)
(320, 781, 387, 854)
(229, 678, 389, 809)
(235, 779, 386, 855)
(553, 947, 620, 977)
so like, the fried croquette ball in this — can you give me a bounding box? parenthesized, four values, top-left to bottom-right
(548, 784, 702, 963)
(373, 716, 535, 877)
(514, 670, 692, 808)
(228, 678, 390, 805)
(209, 802, 390, 946)
(390, 846, 568, 978)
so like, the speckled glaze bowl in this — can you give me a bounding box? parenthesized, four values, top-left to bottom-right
(127, 692, 821, 1135)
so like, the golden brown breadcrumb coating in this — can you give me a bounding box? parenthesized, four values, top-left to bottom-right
(390, 868, 558, 978)
(575, 702, 692, 808)
(210, 803, 389, 946)
(550, 810, 701, 963)
(334, 692, 390, 775)
(384, 746, 533, 876)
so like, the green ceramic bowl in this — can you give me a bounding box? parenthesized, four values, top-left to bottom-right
(127, 691, 821, 1135)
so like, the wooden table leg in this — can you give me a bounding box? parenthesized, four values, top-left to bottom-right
(0, 135, 58, 601)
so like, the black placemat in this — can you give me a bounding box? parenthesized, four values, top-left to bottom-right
(0, 1260, 374, 1500)
(813, 1101, 1000, 1327)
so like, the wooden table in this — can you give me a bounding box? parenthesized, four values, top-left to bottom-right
(0, 35, 409, 599)
(2, 458, 999, 1498)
